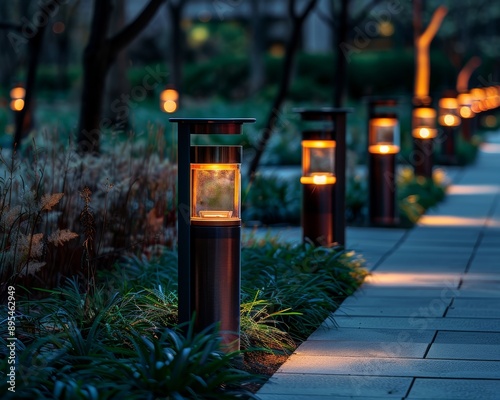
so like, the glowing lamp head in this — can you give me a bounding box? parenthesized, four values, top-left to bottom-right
(300, 139, 336, 185)
(9, 86, 25, 111)
(438, 97, 460, 127)
(368, 115, 400, 154)
(190, 146, 241, 226)
(412, 107, 437, 138)
(160, 88, 179, 113)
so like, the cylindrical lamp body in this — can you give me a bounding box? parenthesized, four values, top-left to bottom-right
(190, 145, 242, 351)
(412, 105, 436, 178)
(369, 153, 398, 225)
(301, 130, 335, 246)
(191, 225, 240, 351)
(367, 107, 399, 226)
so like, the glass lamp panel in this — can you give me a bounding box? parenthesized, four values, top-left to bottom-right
(368, 117, 400, 154)
(438, 98, 460, 126)
(191, 163, 240, 221)
(412, 108, 437, 138)
(301, 140, 336, 184)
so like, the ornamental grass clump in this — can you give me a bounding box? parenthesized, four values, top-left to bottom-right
(0, 127, 177, 297)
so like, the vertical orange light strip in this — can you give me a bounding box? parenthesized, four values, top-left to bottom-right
(414, 6, 448, 101)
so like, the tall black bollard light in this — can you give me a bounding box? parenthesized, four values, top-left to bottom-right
(437, 94, 461, 165)
(412, 100, 437, 178)
(294, 108, 352, 247)
(170, 118, 255, 352)
(367, 99, 400, 226)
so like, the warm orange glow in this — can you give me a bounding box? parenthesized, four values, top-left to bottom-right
(301, 140, 336, 185)
(412, 127, 437, 139)
(456, 57, 481, 93)
(10, 87, 25, 100)
(379, 21, 394, 36)
(368, 144, 400, 154)
(191, 163, 238, 171)
(160, 89, 179, 101)
(369, 117, 399, 153)
(439, 114, 460, 127)
(300, 173, 336, 185)
(459, 106, 473, 119)
(413, 107, 436, 119)
(439, 98, 458, 109)
(365, 272, 461, 287)
(301, 140, 336, 148)
(412, 107, 437, 137)
(470, 88, 486, 101)
(199, 210, 233, 218)
(457, 93, 472, 106)
(447, 185, 499, 195)
(418, 215, 500, 227)
(191, 163, 240, 222)
(371, 117, 396, 127)
(414, 6, 448, 100)
(162, 100, 178, 113)
(10, 98, 24, 111)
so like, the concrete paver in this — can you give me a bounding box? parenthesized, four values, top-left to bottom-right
(257, 133, 500, 399)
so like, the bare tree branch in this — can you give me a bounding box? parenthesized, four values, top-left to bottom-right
(109, 0, 165, 55)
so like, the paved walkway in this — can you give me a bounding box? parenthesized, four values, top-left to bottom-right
(253, 133, 500, 399)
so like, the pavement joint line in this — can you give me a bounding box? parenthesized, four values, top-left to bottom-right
(462, 189, 500, 279)
(369, 229, 411, 272)
(404, 377, 416, 399)
(422, 330, 439, 359)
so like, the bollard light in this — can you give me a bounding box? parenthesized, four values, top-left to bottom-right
(300, 139, 336, 185)
(457, 93, 474, 119)
(438, 97, 460, 127)
(457, 92, 475, 142)
(412, 101, 436, 178)
(191, 146, 241, 223)
(412, 107, 437, 139)
(438, 95, 460, 165)
(170, 118, 255, 352)
(368, 115, 400, 155)
(470, 88, 486, 113)
(9, 85, 25, 111)
(368, 99, 400, 226)
(160, 88, 179, 113)
(294, 108, 352, 247)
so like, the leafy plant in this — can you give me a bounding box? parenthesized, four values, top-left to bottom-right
(242, 174, 300, 225)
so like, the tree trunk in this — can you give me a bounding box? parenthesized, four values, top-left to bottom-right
(77, 0, 113, 153)
(250, 0, 265, 94)
(247, 0, 317, 181)
(169, 0, 184, 104)
(77, 0, 164, 153)
(333, 0, 348, 107)
(104, 0, 130, 131)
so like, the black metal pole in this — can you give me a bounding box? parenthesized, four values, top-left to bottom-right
(333, 111, 347, 245)
(177, 121, 191, 326)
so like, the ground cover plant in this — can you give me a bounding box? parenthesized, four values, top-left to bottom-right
(0, 134, 368, 398)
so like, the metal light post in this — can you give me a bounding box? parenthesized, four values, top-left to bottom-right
(368, 99, 400, 226)
(457, 92, 475, 141)
(412, 101, 437, 178)
(438, 95, 461, 164)
(294, 108, 352, 247)
(170, 118, 255, 352)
